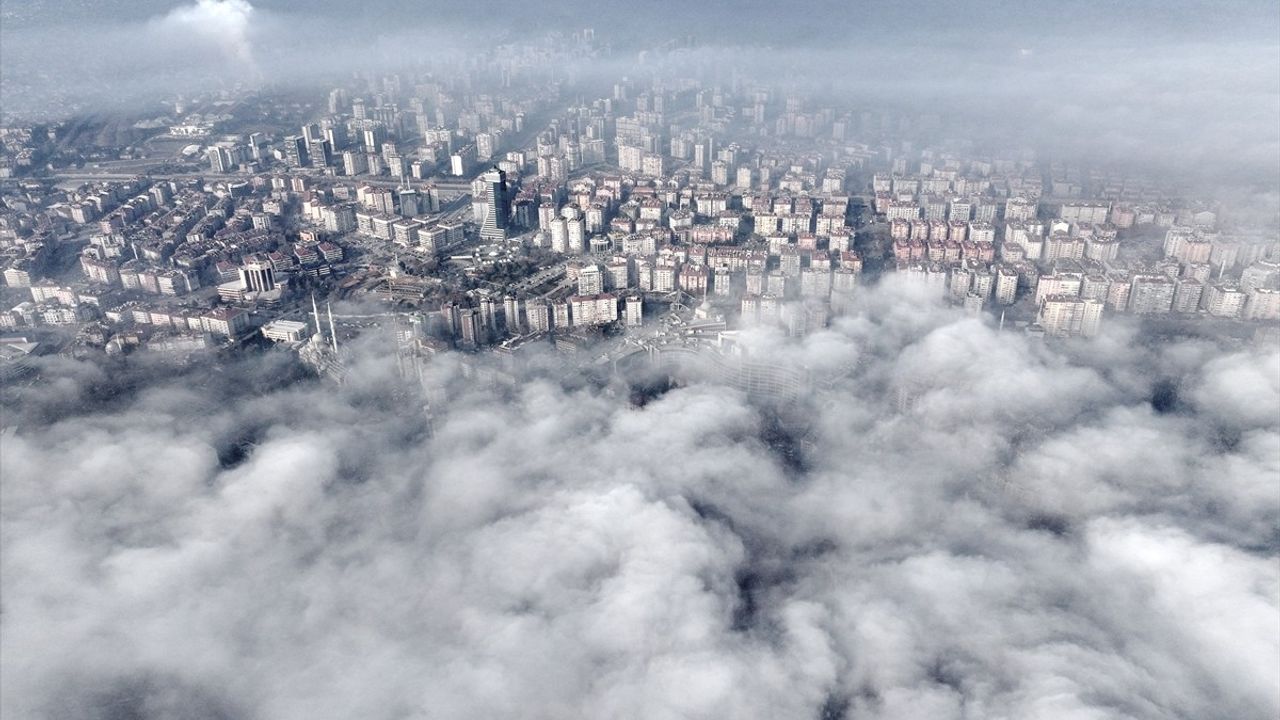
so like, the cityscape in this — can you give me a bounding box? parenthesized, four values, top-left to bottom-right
(0, 1, 1277, 719)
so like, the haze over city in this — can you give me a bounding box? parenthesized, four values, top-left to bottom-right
(0, 1, 1277, 719)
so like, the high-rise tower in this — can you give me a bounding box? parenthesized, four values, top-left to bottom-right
(476, 167, 510, 242)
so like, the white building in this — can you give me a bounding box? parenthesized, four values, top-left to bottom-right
(262, 319, 309, 343)
(1039, 296, 1103, 338)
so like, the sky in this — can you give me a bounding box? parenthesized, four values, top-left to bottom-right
(2, 279, 1278, 719)
(2, 0, 1277, 186)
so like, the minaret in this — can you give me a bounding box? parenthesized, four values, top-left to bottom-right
(311, 293, 322, 337)
(327, 302, 339, 353)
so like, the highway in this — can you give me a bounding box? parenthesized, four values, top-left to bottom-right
(45, 167, 478, 193)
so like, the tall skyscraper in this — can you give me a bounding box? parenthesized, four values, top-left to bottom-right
(307, 138, 332, 169)
(283, 135, 309, 168)
(398, 188, 420, 218)
(327, 88, 348, 115)
(362, 126, 386, 153)
(625, 296, 643, 326)
(577, 265, 604, 296)
(503, 296, 521, 334)
(477, 168, 510, 242)
(1038, 296, 1103, 338)
(324, 123, 349, 152)
(207, 146, 233, 173)
(247, 132, 267, 161)
(458, 308, 481, 349)
(240, 254, 275, 293)
(342, 150, 367, 176)
(1128, 275, 1176, 314)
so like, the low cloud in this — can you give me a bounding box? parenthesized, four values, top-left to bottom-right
(152, 0, 259, 74)
(2, 281, 1277, 719)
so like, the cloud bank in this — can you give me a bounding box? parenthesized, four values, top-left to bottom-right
(2, 280, 1277, 719)
(153, 0, 258, 72)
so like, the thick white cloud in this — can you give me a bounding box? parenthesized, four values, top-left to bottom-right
(154, 0, 258, 71)
(2, 283, 1277, 719)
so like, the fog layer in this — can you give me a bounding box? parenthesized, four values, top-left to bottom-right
(2, 280, 1277, 719)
